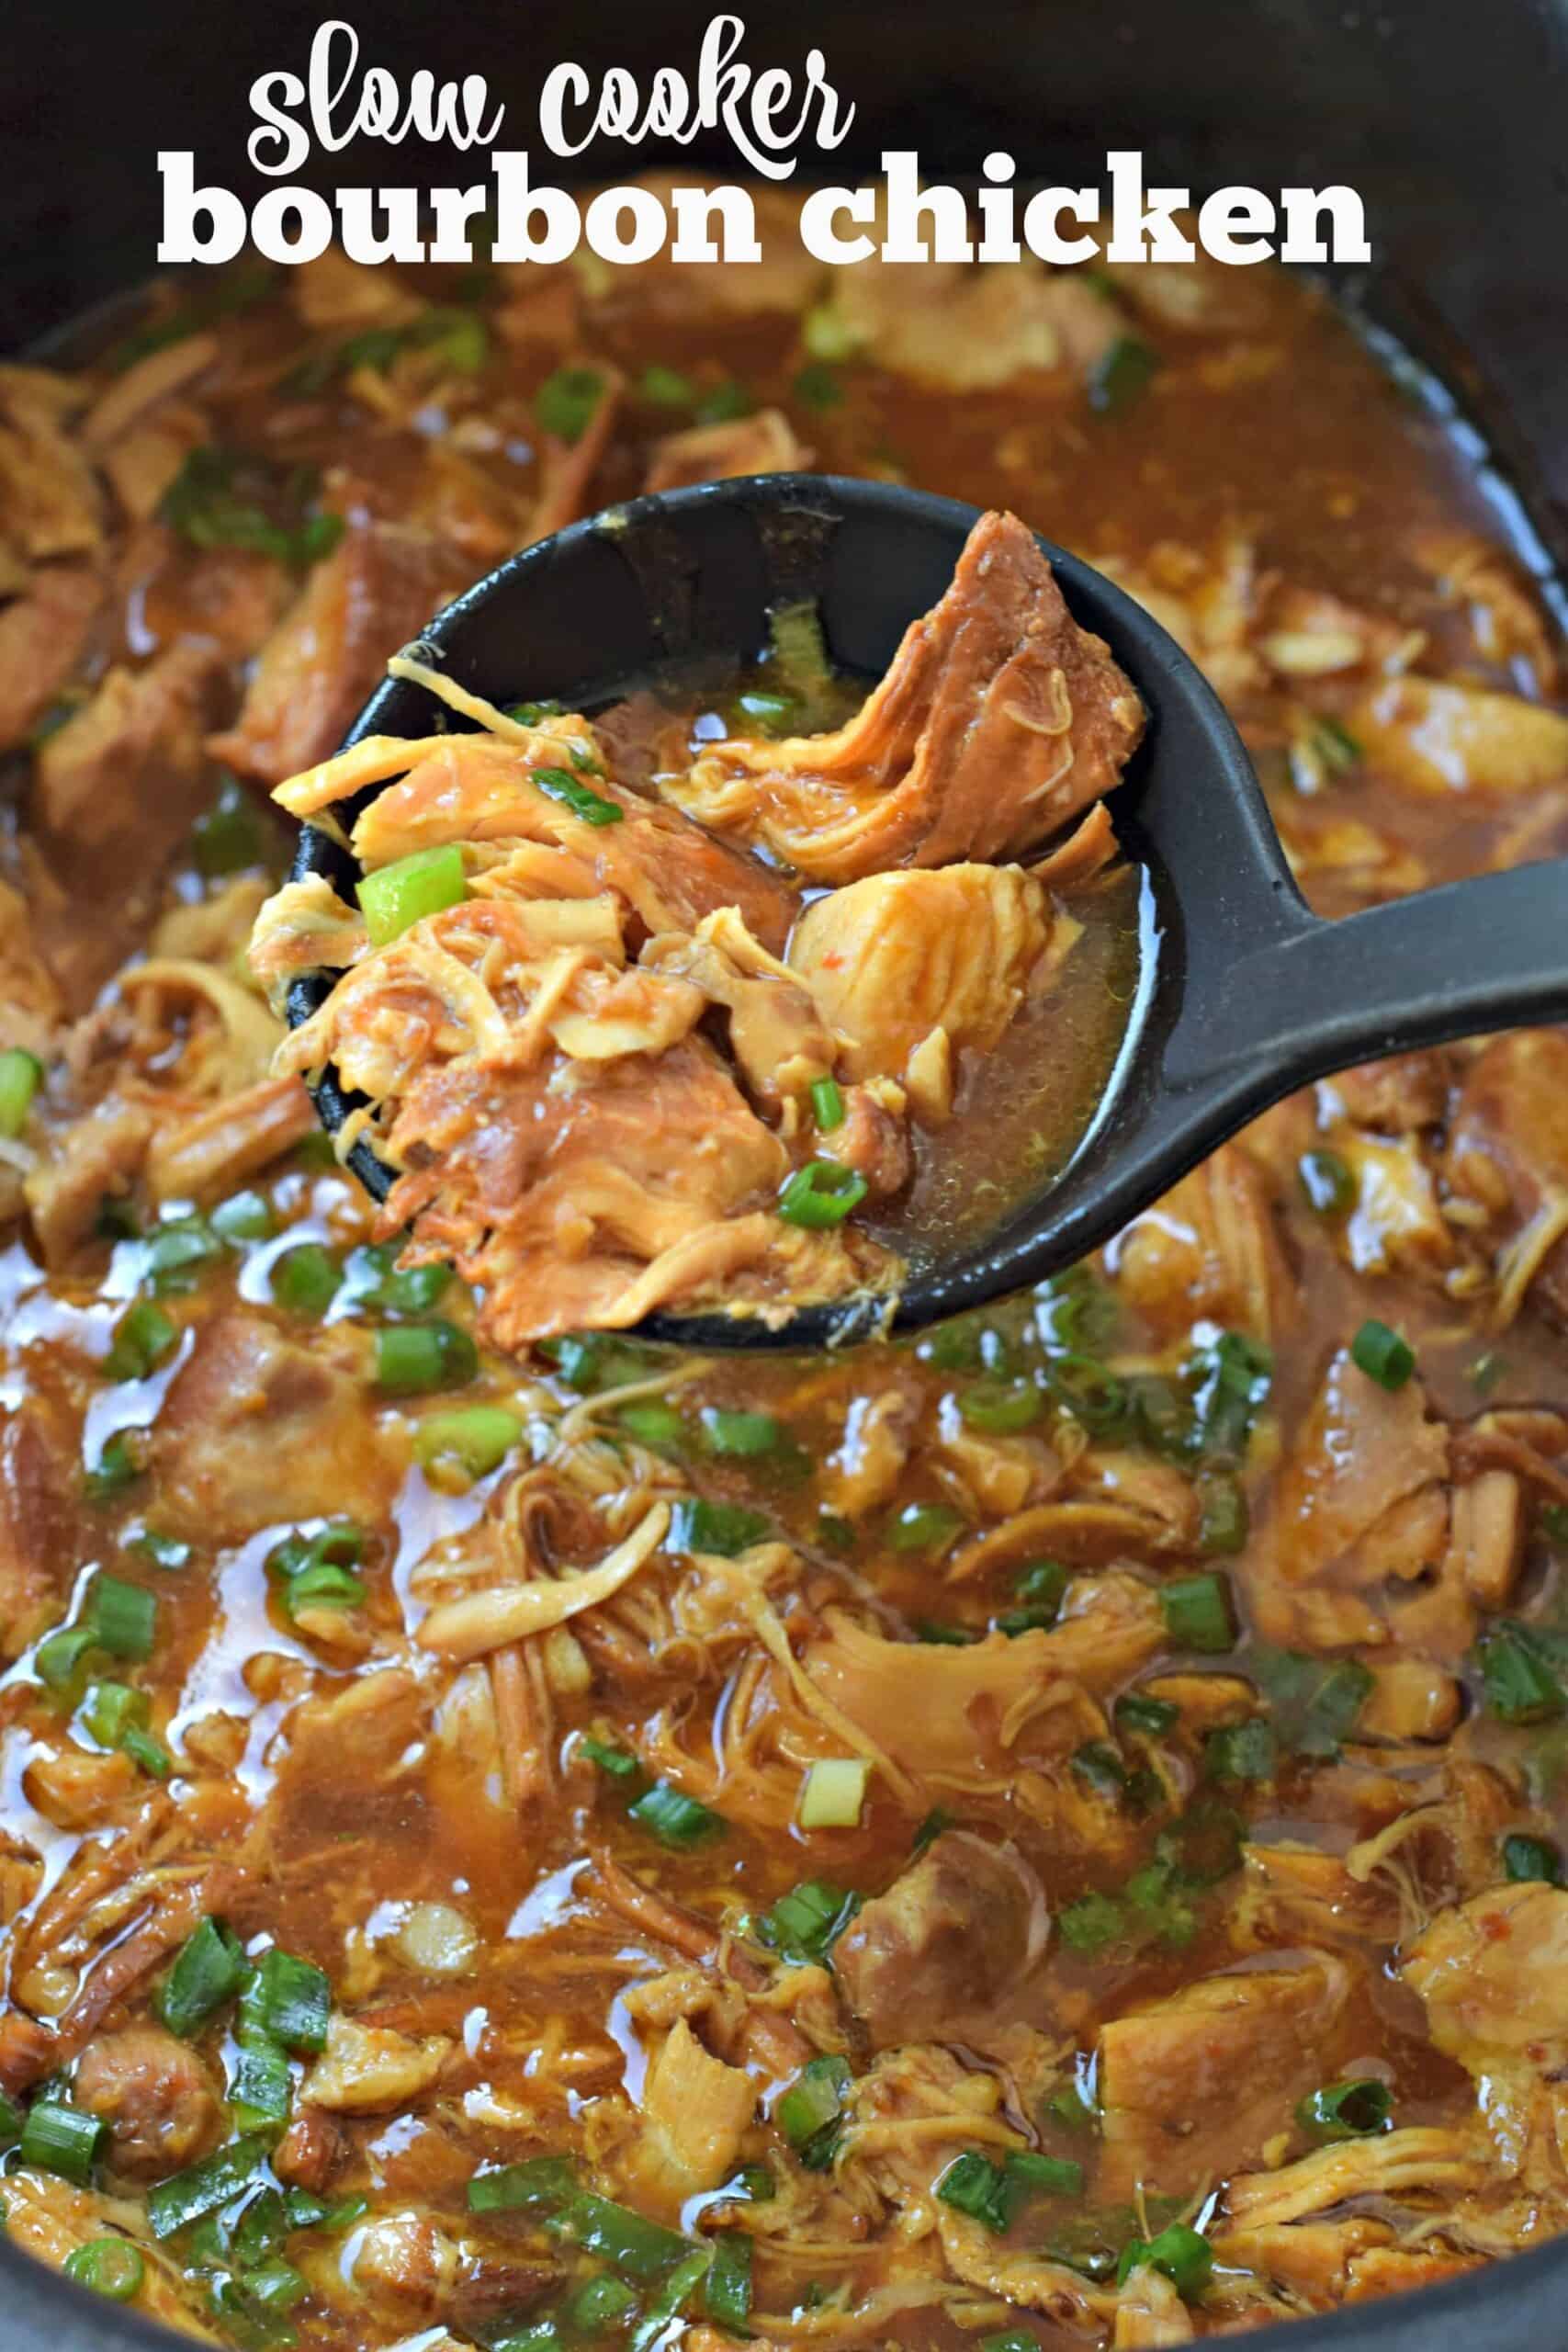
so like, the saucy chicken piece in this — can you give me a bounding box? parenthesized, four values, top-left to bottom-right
(1099, 1957, 1351, 2197)
(33, 640, 225, 892)
(642, 406, 807, 493)
(668, 510, 1144, 882)
(634, 2016, 757, 2199)
(788, 864, 1058, 1120)
(209, 520, 469, 786)
(1446, 1030, 1568, 1326)
(0, 562, 102, 752)
(152, 1312, 400, 1533)
(833, 1830, 1048, 2044)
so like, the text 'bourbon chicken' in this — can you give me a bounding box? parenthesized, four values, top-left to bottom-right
(251, 510, 1145, 1346)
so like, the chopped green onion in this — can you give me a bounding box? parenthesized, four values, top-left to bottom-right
(268, 1242, 341, 1317)
(127, 1530, 192, 1572)
(375, 1319, 478, 1395)
(1502, 1830, 1563, 1883)
(1007, 2150, 1086, 2199)
(190, 775, 269, 879)
(412, 306, 490, 374)
(243, 1948, 332, 2053)
(1089, 335, 1160, 418)
(912, 1806, 955, 1856)
(810, 1077, 845, 1132)
(62, 2237, 144, 2301)
(1299, 1658, 1375, 1757)
(580, 1736, 641, 1780)
(640, 363, 695, 407)
(1540, 1502, 1568, 1544)
(705, 2231, 754, 2329)
(916, 1620, 975, 1646)
(210, 1190, 274, 1242)
(81, 1679, 152, 1749)
(35, 1623, 98, 1692)
(532, 765, 624, 826)
(1295, 2077, 1393, 2143)
(797, 1758, 869, 1830)
(793, 361, 845, 411)
(158, 1916, 248, 2038)
(19, 2100, 106, 2185)
(413, 1404, 523, 1479)
(1197, 1471, 1248, 1555)
(1350, 1317, 1415, 1392)
(755, 1880, 861, 1965)
(628, 1780, 724, 1849)
(1057, 1891, 1124, 1954)
(147, 2132, 273, 2238)
(84, 1430, 146, 1504)
(723, 2165, 776, 2204)
(1045, 1354, 1128, 1435)
(468, 2154, 575, 2214)
(535, 366, 606, 444)
(561, 2191, 694, 2278)
(143, 1213, 224, 1295)
(777, 2054, 851, 2165)
(0, 1047, 42, 1139)
(356, 843, 467, 946)
(227, 2033, 293, 2130)
(505, 698, 565, 728)
(886, 1501, 964, 1555)
(958, 1379, 1043, 1434)
(1203, 1718, 1277, 1783)
(695, 378, 753, 426)
(777, 1159, 867, 1228)
(668, 1498, 770, 1557)
(615, 1401, 686, 1452)
(1298, 1148, 1354, 1214)
(731, 688, 798, 736)
(88, 1572, 158, 1661)
(1117, 2222, 1212, 2299)
(563, 2272, 640, 2332)
(1160, 1573, 1235, 1654)
(1115, 1691, 1179, 1738)
(699, 1408, 782, 1457)
(1478, 1622, 1566, 1724)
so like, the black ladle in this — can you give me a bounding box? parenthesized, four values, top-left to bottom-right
(287, 474, 1568, 1351)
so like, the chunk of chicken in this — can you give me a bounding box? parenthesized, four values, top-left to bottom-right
(0, 562, 102, 752)
(0, 385, 102, 559)
(33, 640, 225, 882)
(1108, 1143, 1295, 1345)
(1269, 1350, 1450, 1596)
(0, 1407, 80, 1657)
(1113, 2267, 1194, 2347)
(1224, 2128, 1486, 2228)
(1099, 1958, 1351, 2198)
(788, 864, 1055, 1121)
(73, 2025, 222, 2182)
(635, 2017, 757, 2199)
(643, 407, 807, 494)
(833, 1831, 1048, 2045)
(669, 511, 1144, 882)
(1348, 676, 1568, 797)
(641, 906, 837, 1106)
(23, 1097, 152, 1266)
(152, 1312, 400, 1533)
(1403, 1883, 1568, 2061)
(301, 2013, 453, 2113)
(1446, 1031, 1568, 1327)
(209, 521, 468, 786)
(349, 2209, 554, 2329)
(804, 1577, 1163, 1784)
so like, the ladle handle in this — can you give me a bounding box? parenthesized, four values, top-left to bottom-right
(1170, 856, 1568, 1097)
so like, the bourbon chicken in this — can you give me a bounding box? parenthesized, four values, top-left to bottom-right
(1, 190, 1568, 2352)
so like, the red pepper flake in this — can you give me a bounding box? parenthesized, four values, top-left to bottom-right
(1481, 1909, 1512, 1942)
